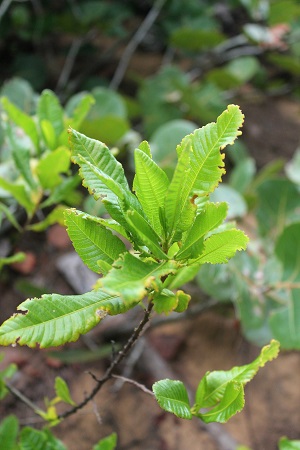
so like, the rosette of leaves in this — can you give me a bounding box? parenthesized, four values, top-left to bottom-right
(0, 104, 248, 347)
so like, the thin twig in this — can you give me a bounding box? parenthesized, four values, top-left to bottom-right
(56, 30, 96, 94)
(112, 374, 154, 397)
(5, 382, 43, 415)
(112, 337, 146, 392)
(57, 301, 154, 421)
(109, 0, 166, 90)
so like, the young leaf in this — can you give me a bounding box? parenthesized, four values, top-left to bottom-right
(40, 119, 57, 150)
(1, 97, 39, 150)
(65, 209, 127, 274)
(20, 427, 67, 450)
(153, 289, 178, 314)
(153, 289, 191, 314)
(37, 90, 64, 139)
(194, 340, 279, 409)
(36, 147, 71, 189)
(195, 229, 248, 264)
(166, 263, 201, 290)
(0, 415, 19, 450)
(67, 93, 95, 131)
(279, 437, 300, 450)
(6, 125, 36, 190)
(69, 128, 129, 190)
(177, 202, 228, 259)
(0, 202, 22, 232)
(165, 105, 243, 239)
(266, 224, 300, 349)
(0, 290, 136, 348)
(153, 379, 192, 419)
(69, 128, 135, 227)
(0, 178, 35, 216)
(164, 140, 195, 237)
(133, 148, 169, 233)
(198, 381, 244, 424)
(125, 209, 167, 259)
(102, 253, 177, 303)
(55, 377, 76, 406)
(93, 432, 117, 450)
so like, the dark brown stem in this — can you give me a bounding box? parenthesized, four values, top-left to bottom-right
(57, 301, 154, 421)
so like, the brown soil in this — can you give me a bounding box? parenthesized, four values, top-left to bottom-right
(1, 97, 300, 450)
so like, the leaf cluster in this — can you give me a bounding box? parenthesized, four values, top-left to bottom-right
(0, 104, 248, 349)
(0, 88, 94, 229)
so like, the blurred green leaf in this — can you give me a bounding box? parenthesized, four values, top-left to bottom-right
(93, 432, 117, 450)
(171, 27, 225, 51)
(55, 377, 76, 406)
(0, 415, 19, 450)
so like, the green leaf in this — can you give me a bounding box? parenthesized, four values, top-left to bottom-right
(153, 379, 192, 419)
(69, 129, 146, 233)
(173, 290, 191, 313)
(133, 148, 169, 233)
(229, 158, 256, 194)
(55, 377, 76, 405)
(256, 179, 300, 237)
(177, 202, 228, 260)
(1, 97, 39, 150)
(65, 209, 127, 274)
(279, 437, 300, 450)
(164, 105, 244, 238)
(153, 290, 178, 314)
(40, 119, 57, 150)
(1, 77, 35, 113)
(19, 427, 67, 450)
(69, 128, 130, 224)
(171, 27, 225, 51)
(164, 140, 196, 236)
(81, 116, 129, 145)
(125, 209, 167, 259)
(36, 147, 71, 189)
(166, 263, 201, 290)
(0, 290, 135, 348)
(195, 229, 248, 264)
(0, 415, 19, 450)
(194, 340, 279, 409)
(67, 93, 95, 131)
(0, 202, 22, 232)
(269, 224, 300, 349)
(198, 381, 244, 423)
(93, 433, 117, 450)
(102, 253, 177, 303)
(37, 90, 64, 139)
(0, 356, 17, 391)
(6, 125, 36, 190)
(0, 178, 35, 216)
(41, 175, 81, 208)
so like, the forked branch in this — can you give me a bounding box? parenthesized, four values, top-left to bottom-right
(57, 301, 154, 420)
